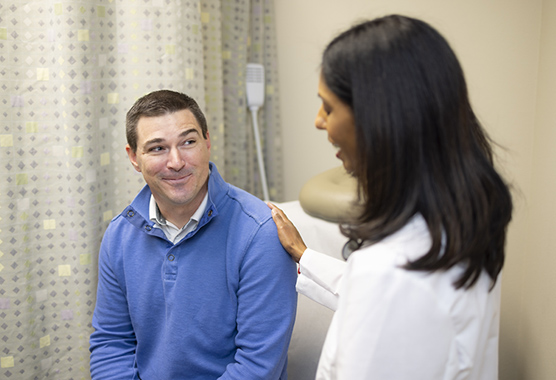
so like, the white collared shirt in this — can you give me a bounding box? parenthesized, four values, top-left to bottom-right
(149, 193, 208, 244)
(299, 215, 501, 380)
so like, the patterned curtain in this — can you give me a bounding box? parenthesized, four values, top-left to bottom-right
(0, 0, 282, 378)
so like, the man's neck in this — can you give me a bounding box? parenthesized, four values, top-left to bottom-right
(156, 188, 208, 229)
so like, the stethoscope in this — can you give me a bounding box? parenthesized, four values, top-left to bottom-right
(342, 238, 365, 260)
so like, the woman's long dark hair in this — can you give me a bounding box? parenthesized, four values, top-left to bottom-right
(322, 15, 513, 289)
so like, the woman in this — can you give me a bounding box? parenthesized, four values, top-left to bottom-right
(268, 15, 513, 379)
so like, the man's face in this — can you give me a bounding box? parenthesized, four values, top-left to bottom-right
(126, 109, 211, 219)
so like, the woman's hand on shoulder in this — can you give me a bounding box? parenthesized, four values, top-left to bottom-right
(266, 202, 307, 263)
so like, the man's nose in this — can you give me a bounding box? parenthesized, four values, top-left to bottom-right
(167, 148, 185, 171)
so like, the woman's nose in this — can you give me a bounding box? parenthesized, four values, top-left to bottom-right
(315, 107, 327, 130)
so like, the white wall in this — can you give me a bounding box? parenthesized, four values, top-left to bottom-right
(520, 0, 556, 378)
(275, 0, 555, 379)
(275, 0, 539, 201)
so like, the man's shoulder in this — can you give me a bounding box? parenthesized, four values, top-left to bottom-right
(105, 211, 127, 229)
(208, 164, 271, 224)
(223, 184, 272, 225)
(102, 211, 135, 243)
(103, 200, 148, 238)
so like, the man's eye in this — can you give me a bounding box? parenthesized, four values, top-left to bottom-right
(148, 146, 164, 152)
(183, 139, 196, 146)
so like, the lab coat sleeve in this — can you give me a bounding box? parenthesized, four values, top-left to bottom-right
(329, 259, 457, 380)
(89, 235, 139, 380)
(296, 249, 347, 311)
(219, 219, 298, 380)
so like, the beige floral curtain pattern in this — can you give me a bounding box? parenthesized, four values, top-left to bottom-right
(0, 0, 282, 378)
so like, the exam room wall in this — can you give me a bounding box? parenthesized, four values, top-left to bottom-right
(520, 0, 556, 378)
(275, 1, 554, 379)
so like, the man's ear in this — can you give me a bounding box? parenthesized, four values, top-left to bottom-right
(205, 131, 211, 151)
(126, 144, 141, 173)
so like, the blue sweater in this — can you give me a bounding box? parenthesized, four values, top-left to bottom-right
(89, 164, 298, 379)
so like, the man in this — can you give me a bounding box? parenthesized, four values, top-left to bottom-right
(89, 90, 297, 379)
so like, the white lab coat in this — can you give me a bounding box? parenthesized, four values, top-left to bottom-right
(297, 214, 501, 380)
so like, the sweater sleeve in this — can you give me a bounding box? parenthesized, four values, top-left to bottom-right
(296, 249, 346, 311)
(89, 230, 139, 380)
(218, 219, 298, 380)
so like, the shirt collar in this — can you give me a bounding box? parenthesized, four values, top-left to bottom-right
(149, 192, 209, 228)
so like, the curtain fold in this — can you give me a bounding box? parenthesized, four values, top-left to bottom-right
(0, 1, 282, 378)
